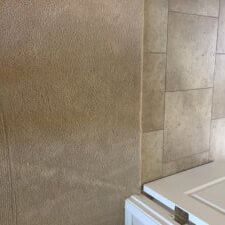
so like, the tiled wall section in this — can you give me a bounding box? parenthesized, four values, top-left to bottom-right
(142, 0, 225, 183)
(142, 54, 166, 132)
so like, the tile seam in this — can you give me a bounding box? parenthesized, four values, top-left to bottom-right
(143, 51, 166, 54)
(169, 10, 219, 19)
(212, 116, 225, 121)
(162, 150, 210, 164)
(162, 0, 170, 175)
(143, 129, 164, 134)
(162, 157, 210, 177)
(140, 0, 145, 185)
(166, 87, 213, 93)
(209, 0, 221, 161)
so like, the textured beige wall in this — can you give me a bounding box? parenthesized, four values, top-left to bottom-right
(0, 1, 143, 225)
(142, 0, 225, 183)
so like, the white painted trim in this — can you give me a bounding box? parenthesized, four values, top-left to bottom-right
(143, 186, 176, 210)
(125, 204, 133, 225)
(130, 196, 175, 225)
(125, 195, 181, 225)
(143, 185, 209, 225)
(125, 198, 161, 225)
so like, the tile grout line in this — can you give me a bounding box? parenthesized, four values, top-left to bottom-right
(216, 0, 221, 55)
(143, 128, 164, 134)
(139, 0, 145, 186)
(162, 150, 210, 164)
(143, 51, 166, 54)
(166, 86, 213, 93)
(169, 10, 219, 19)
(162, 159, 211, 178)
(0, 106, 17, 225)
(212, 116, 225, 121)
(209, 0, 221, 161)
(162, 0, 170, 176)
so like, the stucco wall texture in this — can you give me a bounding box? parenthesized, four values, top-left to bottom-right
(0, 1, 143, 225)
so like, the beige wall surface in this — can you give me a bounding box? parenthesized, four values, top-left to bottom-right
(0, 1, 143, 225)
(142, 0, 225, 183)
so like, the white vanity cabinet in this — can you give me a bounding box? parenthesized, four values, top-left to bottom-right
(125, 161, 225, 225)
(125, 195, 180, 225)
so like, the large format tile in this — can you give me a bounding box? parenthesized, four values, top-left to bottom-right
(210, 119, 225, 160)
(212, 55, 225, 119)
(217, 0, 225, 53)
(166, 13, 217, 91)
(169, 0, 219, 17)
(144, 0, 168, 53)
(163, 152, 209, 177)
(142, 53, 166, 132)
(164, 89, 212, 162)
(142, 130, 163, 183)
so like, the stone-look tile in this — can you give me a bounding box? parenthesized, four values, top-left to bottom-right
(0, 1, 143, 225)
(163, 152, 209, 177)
(166, 13, 217, 91)
(217, 0, 225, 53)
(144, 0, 168, 53)
(142, 131, 163, 183)
(0, 112, 15, 225)
(210, 119, 225, 160)
(169, 0, 219, 17)
(164, 89, 212, 162)
(142, 54, 166, 132)
(213, 55, 225, 119)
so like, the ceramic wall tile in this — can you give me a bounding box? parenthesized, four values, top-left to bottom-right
(164, 89, 212, 161)
(169, 0, 219, 17)
(166, 13, 217, 91)
(217, 0, 225, 53)
(213, 55, 225, 119)
(142, 53, 166, 132)
(163, 152, 209, 176)
(142, 130, 163, 183)
(144, 0, 168, 53)
(210, 119, 225, 160)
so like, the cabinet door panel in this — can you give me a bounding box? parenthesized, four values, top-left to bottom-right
(144, 161, 225, 225)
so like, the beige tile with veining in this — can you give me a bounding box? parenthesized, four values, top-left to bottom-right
(166, 13, 217, 91)
(163, 152, 209, 177)
(217, 0, 225, 53)
(142, 53, 166, 132)
(164, 89, 212, 162)
(213, 55, 225, 119)
(142, 130, 163, 183)
(169, 0, 219, 17)
(210, 119, 225, 160)
(144, 0, 168, 52)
